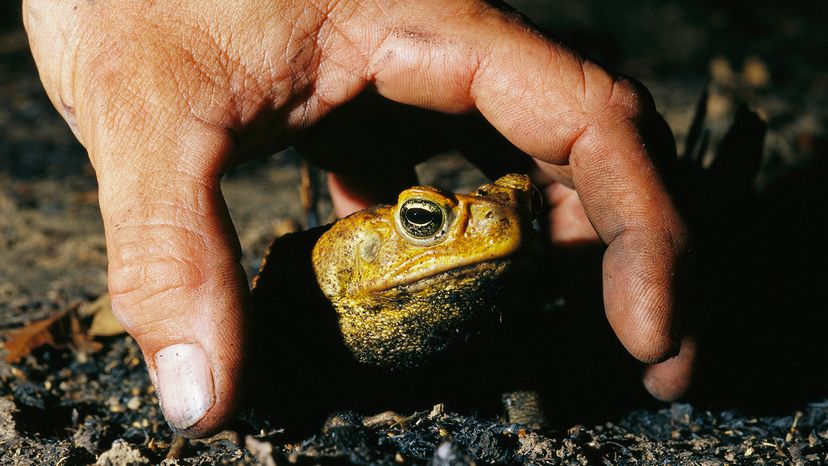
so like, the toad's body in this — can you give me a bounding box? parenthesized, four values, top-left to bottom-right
(250, 174, 546, 430)
(311, 174, 539, 368)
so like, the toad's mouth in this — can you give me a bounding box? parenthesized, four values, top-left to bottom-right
(362, 223, 531, 295)
(364, 255, 519, 294)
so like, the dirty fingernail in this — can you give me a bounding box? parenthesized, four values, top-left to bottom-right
(154, 343, 215, 430)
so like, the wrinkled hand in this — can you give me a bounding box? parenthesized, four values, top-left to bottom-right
(24, 0, 692, 436)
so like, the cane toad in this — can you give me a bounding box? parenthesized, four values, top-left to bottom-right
(312, 174, 540, 368)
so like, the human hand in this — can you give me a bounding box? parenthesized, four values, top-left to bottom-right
(24, 0, 691, 436)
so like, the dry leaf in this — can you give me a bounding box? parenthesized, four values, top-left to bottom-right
(86, 294, 125, 337)
(2, 295, 115, 364)
(70, 311, 103, 354)
(78, 292, 110, 318)
(1, 310, 70, 363)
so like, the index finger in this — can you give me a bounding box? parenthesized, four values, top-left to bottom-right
(334, 1, 687, 362)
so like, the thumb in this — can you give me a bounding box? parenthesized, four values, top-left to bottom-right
(97, 124, 247, 437)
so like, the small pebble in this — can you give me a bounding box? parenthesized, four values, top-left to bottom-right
(428, 403, 445, 420)
(106, 396, 123, 413)
(245, 435, 276, 466)
(126, 396, 141, 410)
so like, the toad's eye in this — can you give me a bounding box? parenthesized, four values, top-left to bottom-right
(398, 199, 446, 240)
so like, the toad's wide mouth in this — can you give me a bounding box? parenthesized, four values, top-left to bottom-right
(361, 254, 519, 294)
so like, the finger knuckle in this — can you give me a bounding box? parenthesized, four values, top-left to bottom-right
(108, 224, 208, 327)
(606, 75, 656, 120)
(109, 255, 204, 329)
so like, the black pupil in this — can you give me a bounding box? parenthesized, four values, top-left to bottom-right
(406, 207, 436, 225)
(400, 201, 443, 238)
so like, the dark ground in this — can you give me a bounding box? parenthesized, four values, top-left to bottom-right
(1, 1, 827, 465)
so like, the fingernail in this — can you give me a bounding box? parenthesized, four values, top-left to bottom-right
(154, 343, 215, 430)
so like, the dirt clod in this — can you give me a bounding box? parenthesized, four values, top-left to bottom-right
(95, 440, 149, 466)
